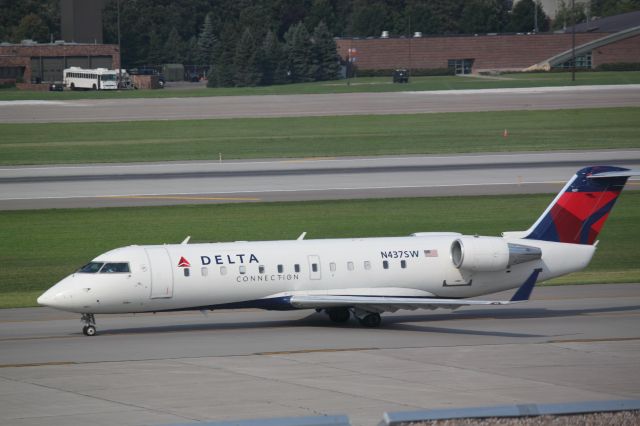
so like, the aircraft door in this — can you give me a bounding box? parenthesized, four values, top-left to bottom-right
(308, 255, 321, 280)
(145, 247, 174, 298)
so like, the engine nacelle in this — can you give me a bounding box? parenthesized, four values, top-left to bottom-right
(451, 236, 542, 272)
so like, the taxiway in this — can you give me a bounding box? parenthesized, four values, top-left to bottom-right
(0, 283, 639, 425)
(1, 150, 639, 210)
(1, 85, 639, 123)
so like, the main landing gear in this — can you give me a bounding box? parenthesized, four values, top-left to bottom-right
(325, 308, 382, 328)
(81, 313, 97, 336)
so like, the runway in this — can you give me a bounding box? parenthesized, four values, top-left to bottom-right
(1, 85, 639, 123)
(1, 150, 639, 210)
(0, 283, 639, 425)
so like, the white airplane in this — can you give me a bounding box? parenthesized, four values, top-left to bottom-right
(37, 166, 637, 336)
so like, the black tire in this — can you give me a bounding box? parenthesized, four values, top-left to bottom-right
(359, 313, 381, 328)
(83, 325, 97, 336)
(327, 308, 350, 323)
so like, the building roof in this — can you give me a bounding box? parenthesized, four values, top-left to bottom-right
(569, 10, 640, 33)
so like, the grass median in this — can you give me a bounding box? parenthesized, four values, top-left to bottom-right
(2, 192, 638, 309)
(2, 107, 639, 165)
(1, 71, 639, 101)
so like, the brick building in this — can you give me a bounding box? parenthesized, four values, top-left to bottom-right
(0, 42, 120, 85)
(336, 31, 640, 74)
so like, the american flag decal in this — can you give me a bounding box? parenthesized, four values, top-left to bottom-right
(424, 249, 438, 257)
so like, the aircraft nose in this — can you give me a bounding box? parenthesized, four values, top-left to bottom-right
(36, 290, 53, 306)
(36, 278, 84, 311)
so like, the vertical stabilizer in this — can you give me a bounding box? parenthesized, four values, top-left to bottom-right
(521, 166, 634, 245)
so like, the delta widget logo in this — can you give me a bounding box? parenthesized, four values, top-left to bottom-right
(177, 256, 191, 268)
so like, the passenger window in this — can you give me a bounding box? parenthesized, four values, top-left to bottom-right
(100, 263, 130, 273)
(259, 265, 265, 274)
(201, 267, 208, 277)
(330, 262, 336, 272)
(401, 260, 407, 269)
(220, 266, 227, 276)
(277, 264, 284, 273)
(364, 261, 371, 270)
(239, 265, 246, 274)
(184, 268, 190, 277)
(347, 261, 354, 271)
(383, 260, 389, 270)
(294, 264, 300, 273)
(312, 263, 318, 272)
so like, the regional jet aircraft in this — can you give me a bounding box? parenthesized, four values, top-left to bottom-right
(37, 166, 637, 336)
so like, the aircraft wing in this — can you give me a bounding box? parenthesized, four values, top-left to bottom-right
(289, 268, 543, 313)
(289, 294, 511, 313)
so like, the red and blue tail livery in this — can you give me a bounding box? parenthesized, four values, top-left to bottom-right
(524, 166, 634, 245)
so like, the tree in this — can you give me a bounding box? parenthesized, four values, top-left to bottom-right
(553, 1, 587, 31)
(590, 0, 640, 17)
(311, 21, 340, 81)
(164, 27, 185, 64)
(213, 24, 237, 87)
(460, 0, 508, 34)
(233, 28, 261, 86)
(196, 13, 216, 65)
(259, 30, 288, 85)
(348, 0, 390, 36)
(284, 22, 313, 83)
(13, 13, 49, 42)
(508, 0, 550, 33)
(146, 29, 164, 65)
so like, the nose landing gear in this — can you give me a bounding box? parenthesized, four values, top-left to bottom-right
(81, 313, 97, 336)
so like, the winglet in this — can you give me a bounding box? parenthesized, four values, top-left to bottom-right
(510, 268, 543, 302)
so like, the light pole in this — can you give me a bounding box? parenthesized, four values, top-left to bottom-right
(117, 0, 122, 88)
(571, 0, 576, 81)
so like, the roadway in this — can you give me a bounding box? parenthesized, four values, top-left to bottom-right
(0, 283, 639, 425)
(1, 150, 639, 210)
(1, 85, 639, 123)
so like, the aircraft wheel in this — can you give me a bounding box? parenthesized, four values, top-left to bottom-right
(83, 325, 97, 336)
(359, 313, 381, 328)
(327, 308, 350, 323)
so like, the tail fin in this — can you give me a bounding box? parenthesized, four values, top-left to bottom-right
(514, 166, 636, 245)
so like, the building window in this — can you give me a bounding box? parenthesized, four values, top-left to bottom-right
(557, 52, 592, 69)
(448, 58, 474, 75)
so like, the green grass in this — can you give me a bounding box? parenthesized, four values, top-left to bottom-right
(2, 192, 638, 308)
(1, 71, 639, 101)
(2, 107, 639, 165)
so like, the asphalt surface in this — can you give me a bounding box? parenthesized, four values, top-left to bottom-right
(1, 85, 639, 123)
(1, 150, 639, 210)
(1, 283, 639, 425)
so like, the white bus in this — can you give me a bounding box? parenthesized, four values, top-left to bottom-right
(63, 67, 118, 90)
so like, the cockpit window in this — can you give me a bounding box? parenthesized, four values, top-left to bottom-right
(100, 263, 130, 273)
(78, 262, 103, 273)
